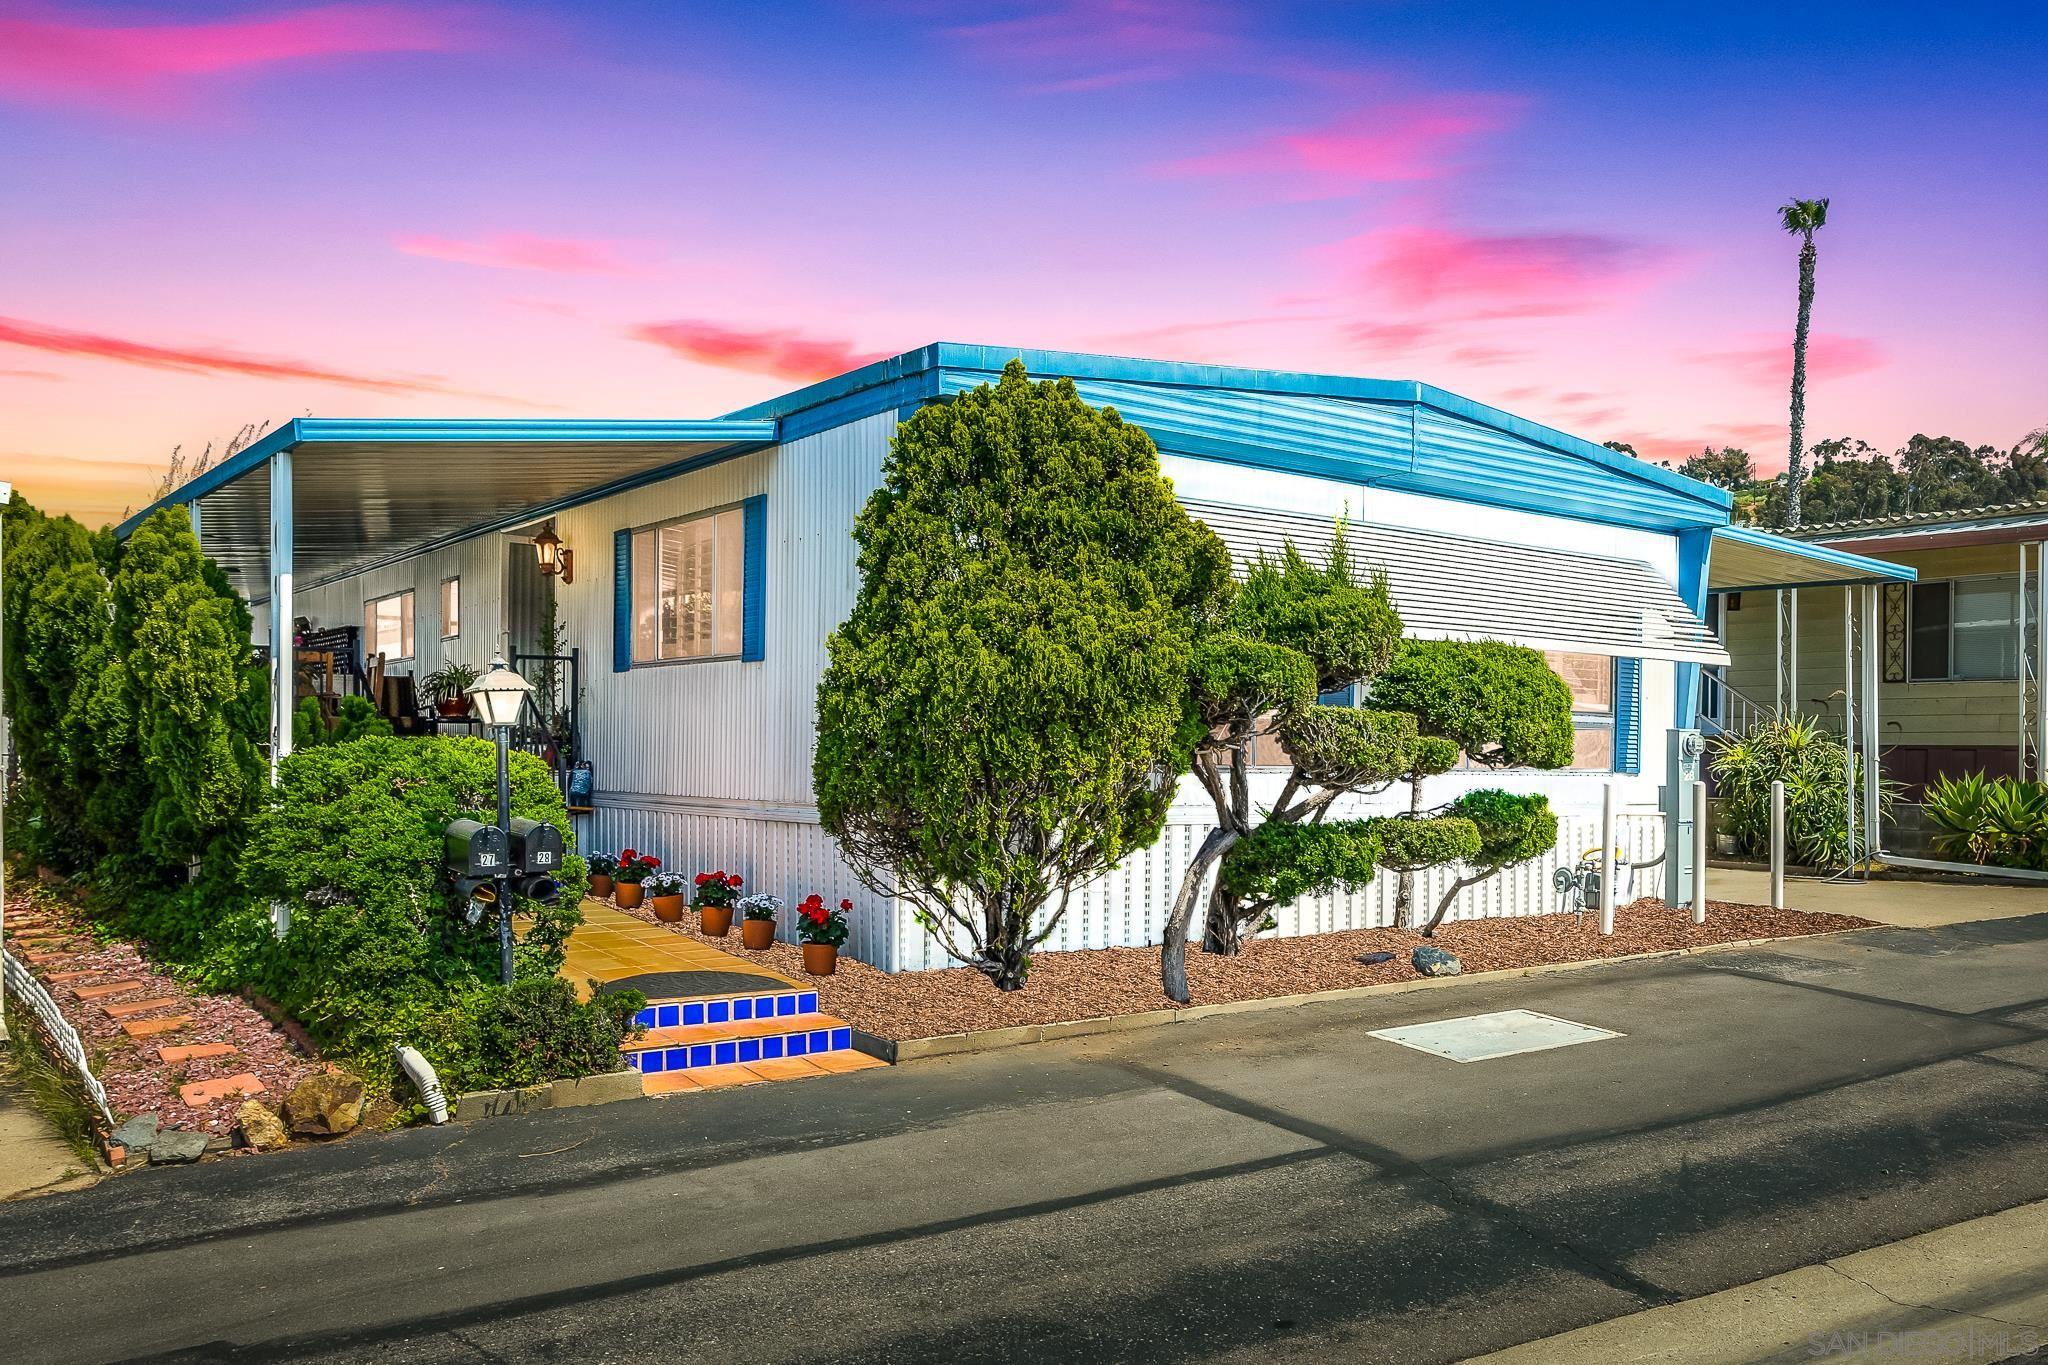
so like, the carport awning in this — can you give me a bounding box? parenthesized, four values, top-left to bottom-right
(115, 417, 780, 596)
(1710, 525, 1916, 592)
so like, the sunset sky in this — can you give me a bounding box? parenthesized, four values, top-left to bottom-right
(3, 0, 2043, 527)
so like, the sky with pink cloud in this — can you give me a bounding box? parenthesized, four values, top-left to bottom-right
(2, 0, 2042, 525)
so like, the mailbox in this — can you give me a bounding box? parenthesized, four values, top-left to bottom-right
(508, 817, 565, 905)
(444, 818, 508, 906)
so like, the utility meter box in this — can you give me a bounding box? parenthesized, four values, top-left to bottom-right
(1663, 728, 1706, 908)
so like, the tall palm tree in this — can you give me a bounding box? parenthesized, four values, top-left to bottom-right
(1779, 197, 1830, 527)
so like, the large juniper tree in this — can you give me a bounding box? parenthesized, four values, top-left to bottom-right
(815, 360, 1230, 990)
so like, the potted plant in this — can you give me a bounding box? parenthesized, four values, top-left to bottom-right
(613, 848, 660, 909)
(693, 870, 742, 937)
(586, 851, 618, 900)
(422, 661, 480, 718)
(736, 893, 781, 950)
(644, 868, 688, 922)
(795, 895, 851, 976)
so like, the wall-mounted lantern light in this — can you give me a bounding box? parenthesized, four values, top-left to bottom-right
(533, 524, 574, 584)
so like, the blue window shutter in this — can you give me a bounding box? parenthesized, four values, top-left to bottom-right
(741, 494, 767, 662)
(613, 528, 632, 673)
(1614, 657, 1641, 774)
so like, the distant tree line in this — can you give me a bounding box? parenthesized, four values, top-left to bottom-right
(1608, 429, 2048, 529)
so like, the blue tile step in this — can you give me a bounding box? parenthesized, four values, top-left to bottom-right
(621, 1011, 855, 1075)
(631, 988, 819, 1032)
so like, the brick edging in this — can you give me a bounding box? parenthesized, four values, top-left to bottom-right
(850, 925, 1880, 1064)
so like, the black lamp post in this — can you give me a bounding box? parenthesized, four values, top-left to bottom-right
(467, 654, 535, 984)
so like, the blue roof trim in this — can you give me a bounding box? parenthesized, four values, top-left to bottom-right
(726, 343, 1730, 526)
(1713, 525, 1917, 583)
(114, 418, 780, 539)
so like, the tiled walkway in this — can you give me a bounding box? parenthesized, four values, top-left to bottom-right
(557, 903, 793, 1000)
(554, 902, 886, 1093)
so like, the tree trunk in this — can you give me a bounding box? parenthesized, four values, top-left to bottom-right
(977, 888, 1035, 992)
(1202, 883, 1246, 956)
(1393, 774, 1424, 930)
(1423, 872, 1487, 936)
(1786, 233, 1817, 528)
(1162, 826, 1234, 1004)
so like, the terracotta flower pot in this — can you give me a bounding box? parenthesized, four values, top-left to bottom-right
(699, 905, 733, 937)
(436, 697, 470, 719)
(651, 893, 686, 923)
(801, 943, 838, 976)
(588, 873, 614, 900)
(741, 918, 776, 950)
(615, 882, 645, 909)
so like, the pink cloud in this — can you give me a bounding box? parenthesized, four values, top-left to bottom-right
(0, 314, 489, 398)
(1160, 94, 1520, 189)
(396, 232, 638, 276)
(1691, 333, 1888, 386)
(1446, 345, 1527, 367)
(1341, 319, 1441, 357)
(631, 321, 888, 382)
(1335, 226, 1671, 320)
(0, 2, 476, 113)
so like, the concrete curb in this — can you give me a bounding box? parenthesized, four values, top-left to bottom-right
(851, 925, 1880, 1064)
(454, 1068, 643, 1121)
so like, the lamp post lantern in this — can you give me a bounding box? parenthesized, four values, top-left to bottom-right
(467, 655, 534, 984)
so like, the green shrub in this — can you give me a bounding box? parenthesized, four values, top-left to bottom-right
(1923, 772, 2048, 869)
(1710, 715, 1896, 868)
(1369, 815, 1483, 870)
(227, 735, 589, 1074)
(1217, 819, 1382, 910)
(293, 694, 394, 749)
(420, 979, 646, 1095)
(1372, 640, 1576, 770)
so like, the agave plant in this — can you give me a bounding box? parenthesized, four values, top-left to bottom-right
(1929, 772, 2048, 869)
(1709, 714, 1897, 869)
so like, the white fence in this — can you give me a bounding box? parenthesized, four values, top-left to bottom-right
(896, 810, 1670, 972)
(2, 949, 117, 1128)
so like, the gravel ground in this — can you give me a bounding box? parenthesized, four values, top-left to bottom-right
(3, 890, 320, 1140)
(614, 897, 1874, 1042)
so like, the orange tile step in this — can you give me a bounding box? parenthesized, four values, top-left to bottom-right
(625, 1011, 845, 1052)
(178, 1074, 265, 1108)
(121, 1016, 190, 1039)
(640, 1051, 888, 1097)
(74, 979, 144, 1000)
(159, 1042, 238, 1063)
(624, 1012, 861, 1078)
(104, 997, 180, 1020)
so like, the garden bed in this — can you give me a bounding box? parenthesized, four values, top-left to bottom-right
(618, 897, 1872, 1042)
(2, 889, 322, 1142)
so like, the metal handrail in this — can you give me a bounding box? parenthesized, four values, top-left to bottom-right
(1698, 672, 1778, 737)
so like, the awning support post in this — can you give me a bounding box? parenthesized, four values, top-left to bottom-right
(1862, 582, 1880, 858)
(268, 450, 294, 782)
(1843, 585, 1859, 868)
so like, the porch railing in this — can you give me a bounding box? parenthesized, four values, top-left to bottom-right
(1698, 672, 1780, 738)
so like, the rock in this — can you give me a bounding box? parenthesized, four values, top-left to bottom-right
(111, 1113, 160, 1151)
(148, 1129, 208, 1164)
(235, 1100, 290, 1152)
(1358, 951, 1396, 965)
(283, 1071, 366, 1137)
(1412, 945, 1462, 977)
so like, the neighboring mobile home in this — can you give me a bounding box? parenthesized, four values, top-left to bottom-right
(1715, 500, 2048, 797)
(117, 344, 1906, 969)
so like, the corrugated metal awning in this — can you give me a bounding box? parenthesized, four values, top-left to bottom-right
(1185, 498, 1728, 665)
(1709, 524, 1916, 591)
(116, 418, 779, 597)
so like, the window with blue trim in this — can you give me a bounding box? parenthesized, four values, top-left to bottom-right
(1548, 650, 1622, 771)
(628, 506, 745, 664)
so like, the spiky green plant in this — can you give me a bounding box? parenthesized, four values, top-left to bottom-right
(1709, 713, 1894, 868)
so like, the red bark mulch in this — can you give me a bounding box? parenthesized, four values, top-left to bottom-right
(614, 897, 1873, 1043)
(4, 889, 321, 1140)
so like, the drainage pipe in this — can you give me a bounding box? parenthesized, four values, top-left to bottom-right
(395, 1045, 449, 1125)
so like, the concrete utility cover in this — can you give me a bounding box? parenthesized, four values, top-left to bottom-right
(1368, 1009, 1623, 1063)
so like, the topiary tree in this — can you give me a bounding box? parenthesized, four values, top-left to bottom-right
(105, 507, 267, 874)
(1161, 529, 1417, 1002)
(1368, 639, 1575, 929)
(816, 359, 1231, 990)
(0, 496, 116, 872)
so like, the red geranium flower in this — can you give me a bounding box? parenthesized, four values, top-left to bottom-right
(620, 848, 638, 862)
(694, 873, 709, 885)
(730, 876, 743, 888)
(840, 899, 854, 912)
(643, 855, 660, 869)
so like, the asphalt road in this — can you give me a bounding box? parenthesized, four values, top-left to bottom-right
(5, 913, 2048, 1364)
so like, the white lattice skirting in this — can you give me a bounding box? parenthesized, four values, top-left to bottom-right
(3, 949, 116, 1127)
